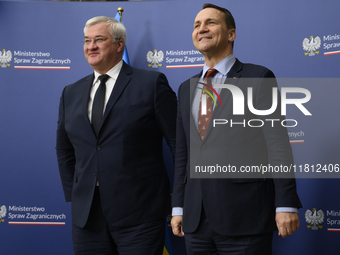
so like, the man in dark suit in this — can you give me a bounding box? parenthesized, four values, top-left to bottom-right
(56, 16, 176, 254)
(171, 4, 302, 254)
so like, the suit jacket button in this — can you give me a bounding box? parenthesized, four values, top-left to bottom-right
(94, 172, 97, 176)
(201, 145, 206, 150)
(96, 146, 101, 150)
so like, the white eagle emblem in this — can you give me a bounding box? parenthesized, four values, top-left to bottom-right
(0, 205, 7, 223)
(302, 36, 321, 56)
(305, 208, 324, 230)
(147, 49, 164, 68)
(0, 49, 12, 68)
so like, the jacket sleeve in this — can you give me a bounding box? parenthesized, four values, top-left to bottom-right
(56, 86, 75, 202)
(154, 72, 177, 159)
(256, 69, 302, 208)
(172, 82, 188, 208)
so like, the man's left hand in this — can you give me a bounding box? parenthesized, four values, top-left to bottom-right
(275, 212, 300, 238)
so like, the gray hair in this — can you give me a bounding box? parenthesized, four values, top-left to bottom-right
(84, 16, 126, 49)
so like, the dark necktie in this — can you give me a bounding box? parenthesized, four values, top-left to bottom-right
(92, 74, 110, 137)
(198, 68, 218, 140)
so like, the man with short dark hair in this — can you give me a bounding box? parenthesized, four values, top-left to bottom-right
(171, 4, 302, 254)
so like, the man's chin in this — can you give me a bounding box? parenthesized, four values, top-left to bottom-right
(88, 60, 101, 68)
(194, 44, 210, 53)
(196, 47, 210, 54)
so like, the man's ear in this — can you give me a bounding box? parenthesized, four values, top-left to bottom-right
(116, 39, 125, 53)
(228, 28, 236, 43)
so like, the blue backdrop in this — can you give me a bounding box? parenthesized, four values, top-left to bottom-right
(1, 0, 340, 254)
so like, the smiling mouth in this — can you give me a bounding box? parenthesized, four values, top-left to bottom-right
(199, 37, 212, 41)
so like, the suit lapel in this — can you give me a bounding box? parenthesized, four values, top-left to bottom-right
(82, 74, 96, 134)
(190, 72, 203, 141)
(101, 62, 132, 126)
(226, 58, 243, 79)
(190, 72, 202, 99)
(212, 58, 243, 117)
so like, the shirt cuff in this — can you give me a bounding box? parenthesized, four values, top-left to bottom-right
(172, 207, 183, 216)
(276, 207, 298, 213)
(173, 207, 297, 216)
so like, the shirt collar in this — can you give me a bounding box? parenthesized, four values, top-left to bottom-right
(93, 59, 123, 85)
(202, 54, 236, 77)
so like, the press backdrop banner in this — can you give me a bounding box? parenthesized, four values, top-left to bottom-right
(1, 0, 340, 254)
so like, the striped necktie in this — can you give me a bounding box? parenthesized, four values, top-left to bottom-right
(198, 68, 218, 140)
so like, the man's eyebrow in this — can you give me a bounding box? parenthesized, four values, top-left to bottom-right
(194, 18, 217, 24)
(84, 35, 105, 38)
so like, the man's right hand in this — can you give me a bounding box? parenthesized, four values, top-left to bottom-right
(171, 216, 184, 237)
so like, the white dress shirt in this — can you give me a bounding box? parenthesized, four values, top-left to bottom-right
(88, 60, 123, 122)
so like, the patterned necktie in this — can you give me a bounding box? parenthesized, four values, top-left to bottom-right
(92, 74, 110, 137)
(198, 68, 218, 140)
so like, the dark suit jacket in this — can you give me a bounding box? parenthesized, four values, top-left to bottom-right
(56, 62, 177, 228)
(172, 59, 302, 236)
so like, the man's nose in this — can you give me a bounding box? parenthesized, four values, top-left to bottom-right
(198, 24, 209, 33)
(87, 40, 99, 49)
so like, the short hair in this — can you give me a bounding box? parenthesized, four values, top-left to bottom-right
(202, 3, 236, 30)
(84, 16, 126, 49)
